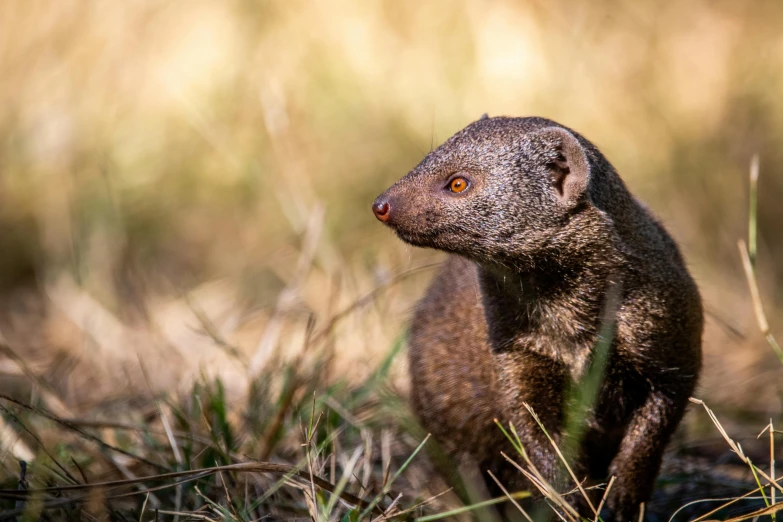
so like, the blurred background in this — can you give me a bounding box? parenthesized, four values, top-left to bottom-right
(0, 0, 782, 445)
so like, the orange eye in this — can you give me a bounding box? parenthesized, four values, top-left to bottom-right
(449, 177, 468, 193)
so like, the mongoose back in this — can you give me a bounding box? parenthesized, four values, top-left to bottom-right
(372, 116, 702, 520)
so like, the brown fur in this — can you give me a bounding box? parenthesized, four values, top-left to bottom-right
(372, 116, 702, 520)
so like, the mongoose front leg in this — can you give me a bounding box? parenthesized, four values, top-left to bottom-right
(494, 350, 569, 488)
(605, 388, 687, 520)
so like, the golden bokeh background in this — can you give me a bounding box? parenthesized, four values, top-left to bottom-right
(0, 0, 782, 419)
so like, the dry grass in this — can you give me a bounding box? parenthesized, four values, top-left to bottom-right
(0, 0, 782, 520)
(0, 235, 779, 519)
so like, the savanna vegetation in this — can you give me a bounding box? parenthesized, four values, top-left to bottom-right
(0, 1, 782, 520)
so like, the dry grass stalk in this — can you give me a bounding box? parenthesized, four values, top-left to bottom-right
(523, 402, 598, 516)
(689, 398, 783, 495)
(738, 238, 783, 363)
(593, 475, 615, 522)
(487, 469, 534, 522)
(500, 450, 579, 521)
(0, 461, 387, 518)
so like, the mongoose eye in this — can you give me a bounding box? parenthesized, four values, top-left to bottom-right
(448, 177, 469, 193)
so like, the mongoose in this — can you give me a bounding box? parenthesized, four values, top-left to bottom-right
(372, 116, 702, 520)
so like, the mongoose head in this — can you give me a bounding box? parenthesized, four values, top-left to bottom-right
(372, 116, 598, 267)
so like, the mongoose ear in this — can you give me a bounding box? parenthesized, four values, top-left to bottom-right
(532, 127, 590, 207)
(479, 113, 489, 120)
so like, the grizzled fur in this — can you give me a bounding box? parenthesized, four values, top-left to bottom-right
(372, 116, 702, 520)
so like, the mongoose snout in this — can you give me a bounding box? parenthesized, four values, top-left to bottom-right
(372, 200, 390, 222)
(373, 115, 703, 521)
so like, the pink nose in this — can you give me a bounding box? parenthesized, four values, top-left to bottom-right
(373, 200, 390, 222)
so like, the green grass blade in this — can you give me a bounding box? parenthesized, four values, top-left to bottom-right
(414, 491, 531, 522)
